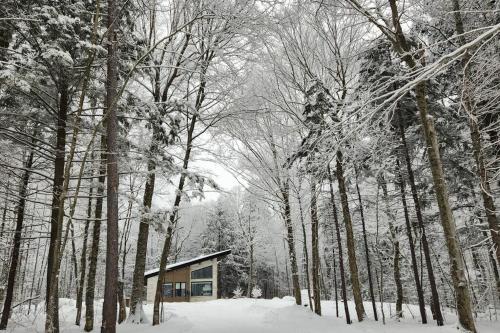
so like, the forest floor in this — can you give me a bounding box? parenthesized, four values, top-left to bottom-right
(6, 296, 500, 332)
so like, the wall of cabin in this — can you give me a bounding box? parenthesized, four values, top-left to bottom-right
(146, 275, 157, 304)
(190, 258, 218, 302)
(145, 258, 218, 303)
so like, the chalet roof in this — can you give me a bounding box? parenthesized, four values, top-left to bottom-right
(144, 249, 231, 280)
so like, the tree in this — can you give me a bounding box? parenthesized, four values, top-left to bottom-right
(151, 1, 255, 323)
(236, 191, 267, 298)
(128, 1, 192, 321)
(354, 166, 378, 321)
(327, 166, 351, 324)
(0, 125, 37, 330)
(201, 196, 247, 298)
(101, 0, 119, 331)
(450, 0, 500, 295)
(342, 1, 477, 329)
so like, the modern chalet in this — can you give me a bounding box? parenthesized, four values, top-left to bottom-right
(144, 249, 231, 303)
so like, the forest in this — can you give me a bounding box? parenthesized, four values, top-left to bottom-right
(0, 0, 499, 333)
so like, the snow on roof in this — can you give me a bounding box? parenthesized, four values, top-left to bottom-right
(144, 249, 231, 279)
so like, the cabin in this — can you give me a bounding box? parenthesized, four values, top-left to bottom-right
(144, 249, 231, 303)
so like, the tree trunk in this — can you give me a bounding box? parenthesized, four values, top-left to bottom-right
(153, 79, 203, 325)
(45, 81, 69, 333)
(414, 83, 475, 331)
(153, 224, 173, 325)
(394, 243, 403, 318)
(69, 222, 79, 298)
(84, 139, 106, 332)
(117, 202, 132, 322)
(386, 1, 476, 330)
(451, 0, 500, 297)
(75, 175, 93, 325)
(310, 178, 321, 315)
(268, 125, 302, 306)
(484, 230, 500, 298)
(335, 151, 365, 321)
(0, 180, 9, 241)
(36, 239, 48, 306)
(28, 215, 42, 314)
(19, 225, 30, 303)
(327, 165, 351, 324)
(128, 30, 190, 323)
(354, 167, 378, 321)
(128, 155, 155, 322)
(281, 182, 302, 306)
(117, 280, 126, 323)
(398, 109, 444, 325)
(331, 245, 338, 316)
(283, 239, 291, 296)
(0, 140, 35, 330)
(101, 0, 119, 330)
(297, 185, 314, 311)
(247, 242, 254, 297)
(395, 160, 427, 323)
(298, 192, 313, 311)
(151, 147, 192, 325)
(374, 186, 386, 325)
(379, 176, 404, 319)
(0, 180, 10, 283)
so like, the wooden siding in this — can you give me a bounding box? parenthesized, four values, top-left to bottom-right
(161, 266, 190, 302)
(145, 258, 219, 303)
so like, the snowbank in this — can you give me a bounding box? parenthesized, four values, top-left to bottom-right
(5, 296, 500, 333)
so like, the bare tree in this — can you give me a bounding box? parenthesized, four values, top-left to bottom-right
(0, 127, 37, 330)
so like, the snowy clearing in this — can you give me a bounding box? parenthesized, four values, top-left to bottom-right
(6, 297, 500, 333)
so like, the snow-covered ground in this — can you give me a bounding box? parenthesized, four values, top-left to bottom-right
(5, 296, 500, 332)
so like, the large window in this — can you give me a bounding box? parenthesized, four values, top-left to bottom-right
(191, 281, 212, 296)
(175, 282, 186, 297)
(191, 265, 213, 279)
(162, 283, 173, 297)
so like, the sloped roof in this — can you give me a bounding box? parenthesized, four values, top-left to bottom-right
(144, 249, 231, 281)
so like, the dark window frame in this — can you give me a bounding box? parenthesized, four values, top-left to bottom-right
(191, 265, 213, 279)
(191, 281, 213, 297)
(162, 283, 173, 297)
(175, 282, 186, 297)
